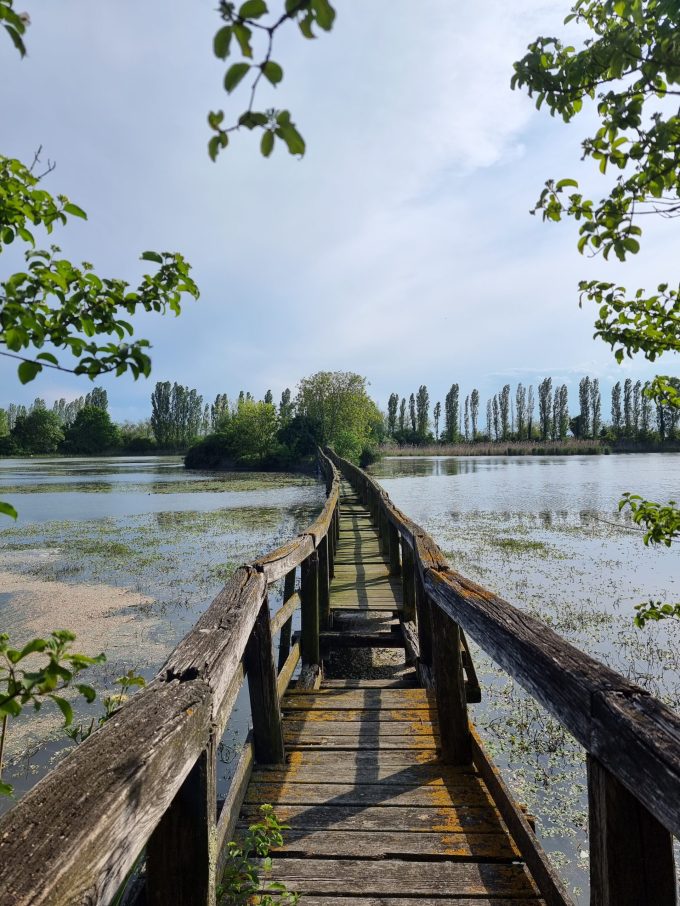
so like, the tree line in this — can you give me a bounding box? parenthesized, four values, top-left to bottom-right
(385, 376, 679, 446)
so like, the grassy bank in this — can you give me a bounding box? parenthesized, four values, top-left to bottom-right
(381, 440, 608, 456)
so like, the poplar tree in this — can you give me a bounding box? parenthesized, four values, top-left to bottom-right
(492, 395, 500, 441)
(538, 377, 553, 441)
(434, 401, 442, 441)
(499, 384, 510, 439)
(85, 387, 108, 411)
(623, 378, 633, 432)
(399, 398, 406, 432)
(470, 389, 480, 440)
(444, 384, 459, 442)
(264, 389, 273, 405)
(416, 385, 430, 437)
(527, 385, 535, 439)
(486, 399, 492, 439)
(558, 384, 569, 439)
(463, 397, 469, 441)
(579, 377, 591, 438)
(408, 393, 416, 433)
(279, 388, 294, 423)
(641, 382, 653, 433)
(633, 380, 642, 432)
(387, 393, 399, 436)
(515, 383, 527, 440)
(591, 379, 602, 437)
(611, 382, 623, 434)
(212, 393, 230, 429)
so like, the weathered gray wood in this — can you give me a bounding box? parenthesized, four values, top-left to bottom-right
(215, 736, 254, 877)
(245, 598, 285, 764)
(388, 522, 401, 575)
(587, 754, 677, 906)
(0, 678, 212, 906)
(400, 536, 416, 621)
(147, 738, 217, 906)
(277, 641, 301, 699)
(276, 570, 297, 672)
(414, 569, 432, 666)
(245, 779, 489, 807)
(258, 858, 538, 898)
(319, 630, 404, 648)
(265, 898, 544, 906)
(318, 535, 331, 630)
(430, 592, 471, 765)
(271, 590, 300, 638)
(471, 730, 571, 906)
(281, 689, 435, 709)
(301, 551, 320, 667)
(253, 534, 315, 583)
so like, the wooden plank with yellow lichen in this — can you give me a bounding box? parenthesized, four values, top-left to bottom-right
(244, 779, 494, 808)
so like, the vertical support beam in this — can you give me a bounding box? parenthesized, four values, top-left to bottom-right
(245, 597, 285, 764)
(301, 550, 320, 667)
(430, 601, 471, 765)
(328, 506, 336, 579)
(388, 523, 401, 576)
(587, 754, 677, 906)
(277, 568, 296, 672)
(400, 538, 416, 621)
(318, 535, 330, 630)
(146, 740, 217, 906)
(379, 507, 389, 557)
(414, 568, 432, 667)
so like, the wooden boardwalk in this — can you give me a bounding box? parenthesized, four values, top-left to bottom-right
(237, 480, 547, 904)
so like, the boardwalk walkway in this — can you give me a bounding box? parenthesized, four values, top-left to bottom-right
(236, 479, 546, 903)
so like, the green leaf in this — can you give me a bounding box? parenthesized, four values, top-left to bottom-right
(239, 0, 268, 17)
(17, 360, 41, 384)
(224, 62, 250, 93)
(18, 638, 48, 659)
(0, 502, 18, 520)
(276, 123, 306, 156)
(233, 23, 253, 57)
(262, 60, 283, 85)
(63, 202, 88, 220)
(36, 352, 59, 365)
(76, 683, 97, 703)
(0, 781, 13, 797)
(49, 695, 74, 726)
(141, 251, 163, 263)
(213, 25, 232, 59)
(555, 178, 578, 190)
(261, 130, 275, 157)
(312, 0, 335, 30)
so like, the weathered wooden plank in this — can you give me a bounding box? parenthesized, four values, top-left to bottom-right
(276, 569, 297, 672)
(239, 802, 506, 833)
(0, 678, 212, 906)
(284, 735, 439, 751)
(253, 534, 314, 583)
(250, 764, 476, 785)
(245, 779, 491, 807)
(301, 551, 320, 667)
(318, 534, 331, 630)
(271, 590, 301, 638)
(280, 707, 438, 723)
(587, 754, 677, 906)
(277, 641, 301, 700)
(282, 690, 435, 709)
(258, 859, 538, 898)
(431, 602, 471, 765)
(216, 736, 254, 877)
(315, 677, 417, 689)
(319, 631, 404, 649)
(284, 720, 438, 737)
(471, 730, 571, 906)
(275, 898, 544, 906)
(240, 828, 520, 860)
(245, 598, 285, 764)
(273, 748, 443, 767)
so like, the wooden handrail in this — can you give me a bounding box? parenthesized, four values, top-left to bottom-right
(0, 449, 340, 906)
(327, 449, 679, 906)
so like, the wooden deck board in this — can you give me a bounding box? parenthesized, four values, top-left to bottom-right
(229, 488, 549, 904)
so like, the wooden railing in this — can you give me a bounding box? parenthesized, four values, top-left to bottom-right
(327, 449, 680, 906)
(0, 450, 340, 906)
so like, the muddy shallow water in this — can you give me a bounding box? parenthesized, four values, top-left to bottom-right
(0, 456, 324, 812)
(368, 453, 680, 901)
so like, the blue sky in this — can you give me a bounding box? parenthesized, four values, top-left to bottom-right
(1, 0, 677, 424)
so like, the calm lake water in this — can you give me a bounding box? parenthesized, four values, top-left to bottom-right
(369, 453, 680, 900)
(1, 452, 678, 899)
(0, 456, 324, 812)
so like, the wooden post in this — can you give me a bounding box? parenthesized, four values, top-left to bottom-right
(244, 598, 285, 764)
(277, 569, 296, 672)
(388, 522, 401, 576)
(301, 550, 320, 666)
(587, 754, 677, 906)
(430, 601, 471, 765)
(328, 509, 336, 579)
(146, 740, 217, 906)
(379, 507, 389, 557)
(400, 537, 416, 621)
(415, 568, 432, 667)
(318, 535, 330, 630)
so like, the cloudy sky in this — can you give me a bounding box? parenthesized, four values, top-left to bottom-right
(1, 0, 677, 423)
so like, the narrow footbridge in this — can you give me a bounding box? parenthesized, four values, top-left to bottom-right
(0, 450, 678, 905)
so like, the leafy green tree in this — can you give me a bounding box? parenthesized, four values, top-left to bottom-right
(65, 405, 120, 454)
(499, 384, 510, 440)
(84, 387, 108, 411)
(578, 377, 591, 439)
(623, 377, 633, 433)
(470, 389, 479, 440)
(515, 384, 526, 440)
(492, 395, 500, 441)
(398, 397, 406, 433)
(415, 385, 429, 437)
(213, 393, 231, 429)
(435, 401, 442, 441)
(295, 371, 381, 455)
(387, 393, 399, 436)
(444, 384, 459, 442)
(641, 381, 653, 432)
(0, 409, 7, 437)
(408, 393, 416, 433)
(611, 381, 623, 434)
(11, 408, 63, 453)
(264, 389, 273, 404)
(278, 388, 294, 424)
(229, 399, 279, 461)
(527, 385, 535, 439)
(633, 380, 642, 432)
(538, 377, 553, 441)
(591, 378, 602, 436)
